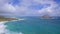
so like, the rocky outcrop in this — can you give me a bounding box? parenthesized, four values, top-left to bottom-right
(41, 15, 52, 19)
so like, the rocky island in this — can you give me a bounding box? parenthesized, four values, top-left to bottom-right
(41, 15, 52, 19)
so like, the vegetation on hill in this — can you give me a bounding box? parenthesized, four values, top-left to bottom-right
(0, 16, 17, 21)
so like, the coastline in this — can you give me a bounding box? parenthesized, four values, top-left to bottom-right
(0, 18, 24, 33)
(0, 21, 9, 24)
(0, 18, 24, 24)
(0, 21, 6, 34)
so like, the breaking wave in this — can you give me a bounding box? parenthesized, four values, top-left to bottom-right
(0, 21, 23, 34)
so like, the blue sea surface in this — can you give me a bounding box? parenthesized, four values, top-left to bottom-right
(5, 17, 60, 34)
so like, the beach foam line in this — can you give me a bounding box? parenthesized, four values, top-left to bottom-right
(0, 19, 24, 23)
(18, 19, 24, 20)
(0, 21, 24, 34)
(0, 21, 8, 34)
(10, 19, 24, 22)
(19, 32, 23, 34)
(0, 21, 8, 24)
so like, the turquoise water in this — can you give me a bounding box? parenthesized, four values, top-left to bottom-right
(5, 17, 60, 34)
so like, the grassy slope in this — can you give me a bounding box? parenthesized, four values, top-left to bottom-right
(0, 16, 17, 21)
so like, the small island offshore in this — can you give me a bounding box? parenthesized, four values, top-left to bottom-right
(0, 16, 18, 22)
(40, 14, 52, 19)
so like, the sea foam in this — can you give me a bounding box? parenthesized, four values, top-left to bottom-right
(0, 21, 7, 34)
(0, 21, 23, 34)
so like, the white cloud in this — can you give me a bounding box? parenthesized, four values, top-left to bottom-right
(0, 0, 60, 16)
(36, 0, 60, 16)
(2, 3, 16, 12)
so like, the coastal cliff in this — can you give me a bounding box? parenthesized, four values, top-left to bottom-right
(0, 16, 18, 22)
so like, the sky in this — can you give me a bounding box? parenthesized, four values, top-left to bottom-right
(0, 0, 60, 16)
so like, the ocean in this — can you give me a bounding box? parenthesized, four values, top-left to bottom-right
(0, 16, 60, 34)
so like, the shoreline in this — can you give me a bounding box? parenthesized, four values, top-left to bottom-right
(0, 18, 24, 24)
(0, 21, 9, 24)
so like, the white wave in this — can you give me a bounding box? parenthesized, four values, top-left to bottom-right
(0, 22, 7, 34)
(10, 18, 25, 22)
(11, 20, 18, 21)
(18, 19, 25, 20)
(0, 21, 8, 24)
(0, 21, 24, 34)
(4, 30, 23, 34)
(19, 32, 23, 34)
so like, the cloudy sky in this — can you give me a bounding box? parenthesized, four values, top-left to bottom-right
(0, 0, 60, 16)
